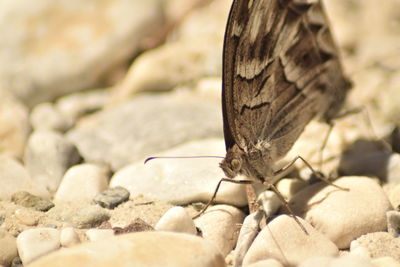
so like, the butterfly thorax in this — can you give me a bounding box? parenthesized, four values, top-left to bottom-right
(220, 143, 274, 183)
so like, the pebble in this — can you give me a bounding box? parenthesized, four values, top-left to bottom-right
(16, 228, 60, 265)
(30, 102, 73, 132)
(0, 155, 49, 200)
(257, 190, 282, 217)
(0, 229, 18, 266)
(28, 232, 226, 267)
(242, 215, 338, 266)
(354, 232, 400, 262)
(155, 206, 197, 235)
(386, 210, 400, 237)
(234, 210, 264, 267)
(72, 205, 110, 229)
(24, 130, 81, 192)
(93, 186, 130, 209)
(85, 229, 114, 242)
(289, 176, 392, 248)
(60, 227, 80, 248)
(112, 218, 154, 234)
(54, 164, 109, 202)
(110, 139, 247, 207)
(11, 191, 54, 212)
(56, 89, 109, 122)
(195, 204, 245, 257)
(14, 209, 38, 226)
(0, 90, 29, 158)
(67, 93, 223, 171)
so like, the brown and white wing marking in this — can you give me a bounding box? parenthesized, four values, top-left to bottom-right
(222, 0, 351, 159)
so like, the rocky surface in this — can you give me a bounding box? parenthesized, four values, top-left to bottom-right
(0, 0, 399, 266)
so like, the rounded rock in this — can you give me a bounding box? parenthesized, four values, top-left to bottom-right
(60, 228, 80, 248)
(289, 176, 392, 248)
(93, 186, 130, 209)
(28, 232, 226, 267)
(54, 164, 109, 202)
(85, 229, 114, 242)
(155, 206, 196, 235)
(195, 204, 245, 257)
(16, 228, 60, 265)
(243, 215, 338, 266)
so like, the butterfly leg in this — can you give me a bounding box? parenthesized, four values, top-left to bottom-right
(262, 180, 308, 234)
(192, 178, 253, 219)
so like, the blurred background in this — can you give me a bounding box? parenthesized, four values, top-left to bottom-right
(0, 0, 399, 170)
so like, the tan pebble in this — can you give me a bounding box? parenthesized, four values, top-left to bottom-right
(15, 209, 38, 226)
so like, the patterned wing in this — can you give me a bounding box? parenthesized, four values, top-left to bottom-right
(222, 0, 350, 159)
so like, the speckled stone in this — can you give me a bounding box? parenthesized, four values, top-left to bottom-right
(11, 191, 54, 212)
(93, 186, 130, 209)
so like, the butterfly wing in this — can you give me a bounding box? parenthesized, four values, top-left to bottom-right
(222, 0, 350, 159)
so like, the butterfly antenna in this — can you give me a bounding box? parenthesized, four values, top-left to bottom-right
(144, 156, 224, 164)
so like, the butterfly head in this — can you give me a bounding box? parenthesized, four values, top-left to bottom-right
(220, 144, 274, 181)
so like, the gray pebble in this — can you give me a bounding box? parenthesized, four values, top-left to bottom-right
(93, 186, 130, 209)
(387, 210, 400, 237)
(11, 191, 54, 212)
(72, 206, 110, 229)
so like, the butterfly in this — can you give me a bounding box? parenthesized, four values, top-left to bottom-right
(219, 0, 351, 190)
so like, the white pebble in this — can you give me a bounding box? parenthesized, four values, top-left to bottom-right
(14, 209, 38, 226)
(155, 206, 196, 235)
(86, 229, 114, 242)
(17, 228, 60, 265)
(60, 227, 80, 247)
(54, 163, 109, 202)
(195, 205, 245, 257)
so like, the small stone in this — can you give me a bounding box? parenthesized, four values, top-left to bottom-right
(24, 130, 81, 192)
(112, 218, 154, 234)
(386, 183, 400, 210)
(372, 256, 400, 267)
(234, 210, 264, 267)
(289, 176, 392, 248)
(257, 190, 282, 217)
(54, 164, 109, 202)
(195, 205, 245, 257)
(11, 191, 54, 212)
(85, 229, 114, 242)
(27, 232, 225, 267)
(243, 215, 338, 266)
(72, 205, 110, 229)
(93, 186, 130, 209)
(30, 102, 73, 132)
(0, 229, 18, 266)
(14, 209, 38, 226)
(155, 206, 196, 235)
(16, 228, 60, 265)
(60, 227, 80, 248)
(387, 210, 400, 237)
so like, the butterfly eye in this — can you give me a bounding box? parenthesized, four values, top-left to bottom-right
(231, 159, 241, 171)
